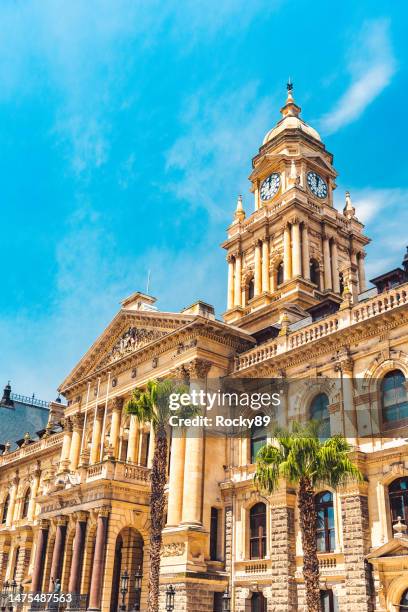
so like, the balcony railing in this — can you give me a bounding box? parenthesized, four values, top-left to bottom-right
(235, 282, 408, 373)
(85, 460, 151, 486)
(0, 432, 64, 467)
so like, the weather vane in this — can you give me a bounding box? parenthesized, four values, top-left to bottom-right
(287, 77, 293, 92)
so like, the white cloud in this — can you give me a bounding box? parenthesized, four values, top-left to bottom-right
(319, 19, 396, 134)
(166, 83, 274, 219)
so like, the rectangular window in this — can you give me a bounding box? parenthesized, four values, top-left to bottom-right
(210, 507, 219, 561)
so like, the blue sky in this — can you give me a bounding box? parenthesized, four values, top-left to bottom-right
(0, 0, 407, 399)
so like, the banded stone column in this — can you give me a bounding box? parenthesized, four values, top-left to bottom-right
(181, 359, 211, 526)
(331, 240, 340, 293)
(126, 415, 139, 463)
(108, 397, 123, 458)
(68, 512, 88, 594)
(340, 484, 374, 612)
(31, 519, 49, 592)
(358, 252, 366, 292)
(90, 407, 103, 465)
(88, 507, 109, 611)
(227, 256, 234, 309)
(262, 238, 270, 292)
(48, 516, 68, 590)
(323, 235, 332, 290)
(269, 488, 298, 610)
(291, 221, 302, 277)
(69, 414, 84, 471)
(283, 224, 292, 281)
(254, 241, 262, 296)
(58, 418, 73, 473)
(234, 253, 242, 307)
(302, 224, 310, 280)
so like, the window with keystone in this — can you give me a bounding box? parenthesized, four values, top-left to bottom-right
(249, 502, 266, 560)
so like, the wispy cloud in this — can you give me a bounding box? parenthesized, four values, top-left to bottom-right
(334, 187, 408, 279)
(319, 19, 396, 134)
(166, 83, 273, 219)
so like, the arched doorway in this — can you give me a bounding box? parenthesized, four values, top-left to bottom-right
(251, 592, 267, 612)
(400, 588, 408, 610)
(110, 527, 144, 612)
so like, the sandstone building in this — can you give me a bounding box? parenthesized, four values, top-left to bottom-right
(1, 85, 408, 611)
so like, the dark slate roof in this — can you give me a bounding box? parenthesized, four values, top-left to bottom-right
(0, 390, 50, 450)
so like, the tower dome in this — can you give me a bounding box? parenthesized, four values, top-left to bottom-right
(263, 81, 321, 145)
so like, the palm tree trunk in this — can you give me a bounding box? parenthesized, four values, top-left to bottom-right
(147, 424, 168, 612)
(298, 477, 320, 612)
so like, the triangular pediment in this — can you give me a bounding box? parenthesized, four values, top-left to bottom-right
(59, 308, 194, 393)
(303, 153, 335, 175)
(367, 538, 408, 560)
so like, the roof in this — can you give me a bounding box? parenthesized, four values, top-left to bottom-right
(0, 388, 50, 450)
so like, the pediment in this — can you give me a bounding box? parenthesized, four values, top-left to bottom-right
(367, 538, 408, 561)
(303, 153, 335, 175)
(59, 309, 194, 393)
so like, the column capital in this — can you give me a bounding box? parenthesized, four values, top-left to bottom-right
(187, 359, 212, 380)
(74, 511, 89, 523)
(71, 413, 85, 431)
(61, 417, 73, 433)
(94, 505, 111, 518)
(54, 515, 68, 527)
(169, 364, 190, 382)
(38, 518, 50, 530)
(111, 396, 124, 412)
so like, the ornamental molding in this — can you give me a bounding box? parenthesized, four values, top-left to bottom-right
(100, 327, 167, 367)
(161, 542, 186, 557)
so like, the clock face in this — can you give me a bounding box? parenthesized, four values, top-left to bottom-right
(260, 173, 280, 201)
(307, 171, 328, 199)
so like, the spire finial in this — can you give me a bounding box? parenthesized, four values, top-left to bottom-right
(343, 190, 356, 219)
(280, 78, 300, 118)
(234, 195, 245, 223)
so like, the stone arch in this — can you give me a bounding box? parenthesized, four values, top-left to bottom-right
(387, 574, 408, 612)
(290, 378, 339, 423)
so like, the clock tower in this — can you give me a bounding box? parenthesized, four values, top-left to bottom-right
(222, 83, 370, 335)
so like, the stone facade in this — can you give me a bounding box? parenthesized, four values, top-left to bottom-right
(1, 85, 408, 611)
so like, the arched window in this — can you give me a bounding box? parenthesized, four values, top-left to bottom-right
(339, 272, 344, 295)
(248, 278, 255, 301)
(250, 416, 267, 464)
(249, 502, 266, 559)
(277, 262, 284, 286)
(1, 494, 9, 524)
(389, 477, 408, 524)
(251, 592, 267, 612)
(310, 393, 331, 438)
(400, 589, 408, 611)
(21, 489, 31, 519)
(310, 259, 320, 288)
(316, 491, 335, 552)
(381, 370, 408, 424)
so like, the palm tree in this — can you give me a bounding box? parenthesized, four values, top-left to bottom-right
(254, 421, 363, 612)
(125, 379, 193, 612)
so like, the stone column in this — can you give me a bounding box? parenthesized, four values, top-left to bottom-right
(6, 476, 18, 527)
(234, 253, 242, 307)
(227, 256, 234, 309)
(340, 485, 374, 612)
(331, 240, 340, 293)
(31, 520, 49, 592)
(358, 252, 366, 292)
(88, 507, 109, 611)
(27, 468, 41, 521)
(323, 235, 332, 290)
(147, 422, 155, 469)
(69, 414, 83, 472)
(108, 398, 122, 458)
(291, 221, 301, 277)
(261, 239, 270, 292)
(90, 407, 103, 465)
(167, 432, 186, 526)
(181, 360, 211, 526)
(58, 418, 73, 473)
(283, 224, 292, 281)
(126, 416, 139, 463)
(302, 224, 310, 280)
(48, 516, 68, 590)
(254, 241, 262, 296)
(68, 512, 88, 594)
(269, 490, 298, 610)
(340, 358, 357, 441)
